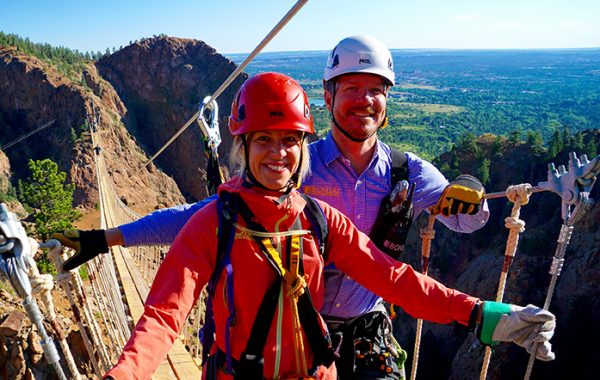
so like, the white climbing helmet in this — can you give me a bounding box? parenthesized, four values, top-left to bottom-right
(323, 35, 395, 86)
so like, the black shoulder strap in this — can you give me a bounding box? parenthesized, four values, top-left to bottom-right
(390, 148, 409, 189)
(208, 191, 237, 294)
(300, 194, 329, 258)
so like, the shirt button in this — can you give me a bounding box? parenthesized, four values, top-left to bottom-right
(346, 275, 351, 280)
(336, 303, 341, 308)
(356, 214, 362, 220)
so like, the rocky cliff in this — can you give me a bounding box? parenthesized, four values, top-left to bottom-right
(1, 36, 243, 212)
(96, 36, 244, 200)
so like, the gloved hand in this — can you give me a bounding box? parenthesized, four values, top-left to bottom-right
(479, 301, 556, 361)
(432, 174, 484, 217)
(50, 230, 109, 271)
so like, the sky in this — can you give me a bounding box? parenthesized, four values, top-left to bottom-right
(2, 0, 600, 55)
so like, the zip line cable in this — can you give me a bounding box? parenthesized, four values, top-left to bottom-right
(138, 0, 310, 172)
(0, 119, 56, 150)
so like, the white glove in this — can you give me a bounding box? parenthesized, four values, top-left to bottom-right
(492, 304, 556, 361)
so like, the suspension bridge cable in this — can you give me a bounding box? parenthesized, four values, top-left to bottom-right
(0, 119, 56, 150)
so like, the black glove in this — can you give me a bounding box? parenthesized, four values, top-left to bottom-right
(432, 174, 484, 217)
(50, 230, 109, 271)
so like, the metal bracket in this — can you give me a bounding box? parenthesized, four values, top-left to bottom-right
(537, 152, 599, 221)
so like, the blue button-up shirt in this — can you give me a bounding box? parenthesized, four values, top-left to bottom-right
(303, 132, 489, 318)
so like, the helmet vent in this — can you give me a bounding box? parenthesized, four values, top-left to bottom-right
(238, 105, 246, 121)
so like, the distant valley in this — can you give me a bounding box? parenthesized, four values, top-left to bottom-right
(229, 49, 600, 159)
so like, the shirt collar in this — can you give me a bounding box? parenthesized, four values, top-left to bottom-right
(322, 131, 387, 170)
(322, 131, 344, 166)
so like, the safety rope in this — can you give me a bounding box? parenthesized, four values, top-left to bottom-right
(410, 214, 436, 380)
(263, 232, 309, 376)
(479, 183, 532, 380)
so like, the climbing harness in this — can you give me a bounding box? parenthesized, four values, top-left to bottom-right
(200, 191, 333, 379)
(140, 0, 310, 171)
(198, 96, 225, 195)
(0, 204, 69, 380)
(409, 214, 436, 380)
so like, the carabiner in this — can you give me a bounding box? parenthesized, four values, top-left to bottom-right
(198, 96, 222, 150)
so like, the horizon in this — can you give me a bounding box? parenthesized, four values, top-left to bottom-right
(2, 1, 599, 55)
(3, 31, 600, 57)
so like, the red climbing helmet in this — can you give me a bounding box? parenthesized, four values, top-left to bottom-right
(228, 72, 314, 136)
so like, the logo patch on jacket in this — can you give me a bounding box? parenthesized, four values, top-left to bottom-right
(303, 185, 340, 197)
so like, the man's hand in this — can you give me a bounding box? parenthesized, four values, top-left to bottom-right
(50, 230, 109, 271)
(432, 174, 484, 217)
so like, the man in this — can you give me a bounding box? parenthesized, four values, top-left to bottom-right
(56, 36, 490, 379)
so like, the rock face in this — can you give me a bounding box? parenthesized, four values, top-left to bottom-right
(96, 36, 244, 200)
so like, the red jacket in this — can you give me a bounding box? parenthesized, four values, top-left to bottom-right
(106, 177, 479, 379)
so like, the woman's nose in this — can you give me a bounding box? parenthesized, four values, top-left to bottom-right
(269, 140, 287, 156)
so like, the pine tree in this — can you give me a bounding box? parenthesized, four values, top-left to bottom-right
(477, 158, 491, 186)
(17, 159, 81, 240)
(548, 129, 564, 158)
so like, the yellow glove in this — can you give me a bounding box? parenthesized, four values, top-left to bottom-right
(50, 229, 108, 271)
(432, 174, 484, 217)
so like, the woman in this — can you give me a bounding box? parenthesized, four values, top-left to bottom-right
(104, 73, 555, 380)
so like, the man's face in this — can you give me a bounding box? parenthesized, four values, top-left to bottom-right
(324, 73, 388, 141)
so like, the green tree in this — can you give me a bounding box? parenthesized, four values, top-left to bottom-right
(548, 129, 564, 157)
(477, 158, 491, 186)
(17, 159, 81, 240)
(508, 129, 522, 144)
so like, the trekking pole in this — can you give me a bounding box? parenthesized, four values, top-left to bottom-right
(479, 184, 532, 380)
(522, 152, 599, 380)
(140, 0, 310, 171)
(0, 204, 68, 380)
(410, 214, 436, 380)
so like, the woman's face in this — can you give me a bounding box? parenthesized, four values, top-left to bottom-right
(247, 129, 303, 190)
